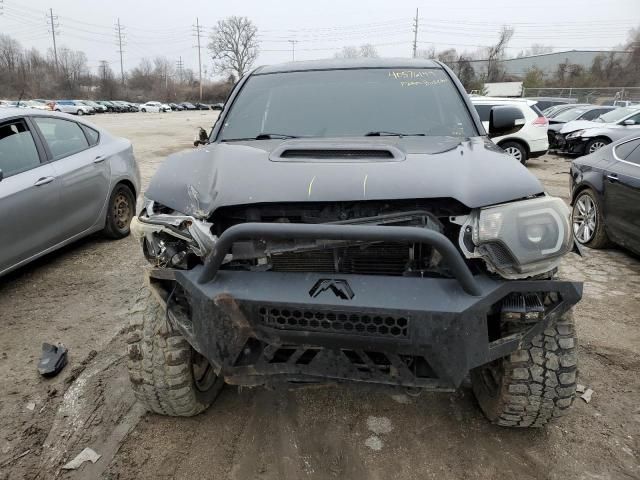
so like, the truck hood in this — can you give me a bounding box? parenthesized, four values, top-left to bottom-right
(145, 136, 544, 218)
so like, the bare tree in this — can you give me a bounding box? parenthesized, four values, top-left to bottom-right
(208, 16, 259, 78)
(416, 46, 436, 59)
(359, 44, 378, 58)
(334, 46, 360, 59)
(486, 26, 514, 82)
(335, 44, 379, 59)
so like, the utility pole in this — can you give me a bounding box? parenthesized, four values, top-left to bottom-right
(288, 39, 298, 61)
(176, 56, 184, 82)
(115, 18, 125, 85)
(193, 17, 204, 101)
(412, 8, 419, 58)
(47, 8, 59, 70)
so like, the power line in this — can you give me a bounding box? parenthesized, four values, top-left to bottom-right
(412, 8, 419, 58)
(288, 39, 298, 61)
(115, 18, 125, 85)
(47, 8, 59, 70)
(176, 56, 184, 81)
(193, 17, 204, 101)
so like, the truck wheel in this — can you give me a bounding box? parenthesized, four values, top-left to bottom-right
(471, 311, 577, 427)
(127, 288, 224, 416)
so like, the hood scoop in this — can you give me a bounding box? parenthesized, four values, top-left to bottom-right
(270, 140, 405, 162)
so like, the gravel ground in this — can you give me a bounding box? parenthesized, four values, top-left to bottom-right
(0, 112, 638, 480)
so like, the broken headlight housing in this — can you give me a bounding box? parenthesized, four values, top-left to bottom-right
(459, 196, 572, 279)
(566, 129, 586, 139)
(131, 199, 217, 269)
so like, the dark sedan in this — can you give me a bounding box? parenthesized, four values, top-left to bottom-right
(180, 102, 196, 110)
(570, 135, 640, 255)
(548, 106, 617, 150)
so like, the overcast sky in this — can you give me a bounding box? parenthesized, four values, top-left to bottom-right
(2, 0, 638, 78)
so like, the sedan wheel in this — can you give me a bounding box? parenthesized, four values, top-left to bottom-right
(500, 141, 527, 164)
(103, 184, 135, 239)
(571, 189, 609, 248)
(586, 138, 609, 154)
(77, 110, 83, 116)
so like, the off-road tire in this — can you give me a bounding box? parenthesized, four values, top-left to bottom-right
(572, 188, 610, 249)
(126, 288, 224, 416)
(471, 311, 578, 427)
(103, 183, 135, 239)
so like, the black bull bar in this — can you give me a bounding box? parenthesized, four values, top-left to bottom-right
(167, 222, 582, 389)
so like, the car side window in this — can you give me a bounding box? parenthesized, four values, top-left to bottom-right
(33, 117, 89, 159)
(615, 138, 640, 161)
(623, 113, 640, 124)
(81, 125, 100, 146)
(626, 144, 640, 166)
(0, 120, 41, 177)
(581, 109, 606, 121)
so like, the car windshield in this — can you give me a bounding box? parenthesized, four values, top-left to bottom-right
(553, 108, 588, 122)
(596, 107, 639, 123)
(219, 68, 477, 141)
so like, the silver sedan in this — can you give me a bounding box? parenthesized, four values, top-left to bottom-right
(0, 108, 140, 277)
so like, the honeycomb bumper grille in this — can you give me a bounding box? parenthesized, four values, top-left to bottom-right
(259, 307, 409, 338)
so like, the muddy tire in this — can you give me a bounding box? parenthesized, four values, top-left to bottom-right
(471, 311, 578, 427)
(126, 288, 224, 416)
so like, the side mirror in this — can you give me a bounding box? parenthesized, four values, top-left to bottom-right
(488, 106, 526, 138)
(193, 127, 208, 147)
(622, 119, 636, 126)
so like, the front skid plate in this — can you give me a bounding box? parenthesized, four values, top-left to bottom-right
(168, 266, 582, 389)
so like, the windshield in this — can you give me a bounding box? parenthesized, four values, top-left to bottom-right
(597, 107, 639, 123)
(553, 108, 588, 122)
(219, 68, 476, 141)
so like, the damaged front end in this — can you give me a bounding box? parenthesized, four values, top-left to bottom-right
(132, 195, 581, 391)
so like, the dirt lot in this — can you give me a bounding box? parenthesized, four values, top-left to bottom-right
(0, 112, 638, 480)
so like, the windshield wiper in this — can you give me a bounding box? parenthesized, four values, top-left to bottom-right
(222, 133, 299, 142)
(364, 131, 426, 137)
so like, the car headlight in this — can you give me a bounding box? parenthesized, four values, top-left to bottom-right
(460, 196, 572, 279)
(566, 129, 585, 139)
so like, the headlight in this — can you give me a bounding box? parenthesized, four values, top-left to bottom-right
(566, 129, 585, 139)
(461, 196, 572, 279)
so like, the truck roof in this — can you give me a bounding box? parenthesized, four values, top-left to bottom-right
(256, 58, 441, 75)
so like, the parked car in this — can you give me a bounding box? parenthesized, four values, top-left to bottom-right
(527, 97, 578, 111)
(560, 106, 640, 155)
(139, 102, 164, 113)
(80, 100, 107, 113)
(543, 103, 589, 118)
(547, 106, 617, 150)
(180, 102, 196, 110)
(0, 108, 140, 277)
(472, 96, 548, 163)
(169, 103, 184, 111)
(570, 135, 640, 254)
(53, 100, 92, 116)
(72, 100, 98, 114)
(28, 99, 53, 111)
(211, 103, 224, 111)
(96, 100, 120, 113)
(194, 103, 210, 110)
(159, 103, 172, 112)
(123, 102, 139, 112)
(128, 58, 581, 428)
(613, 100, 638, 107)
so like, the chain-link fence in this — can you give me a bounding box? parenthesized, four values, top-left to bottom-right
(522, 87, 640, 104)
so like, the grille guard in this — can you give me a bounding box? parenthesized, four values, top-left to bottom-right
(199, 222, 483, 296)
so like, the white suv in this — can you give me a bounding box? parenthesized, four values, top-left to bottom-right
(472, 97, 548, 164)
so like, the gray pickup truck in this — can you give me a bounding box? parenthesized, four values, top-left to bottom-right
(127, 58, 581, 428)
